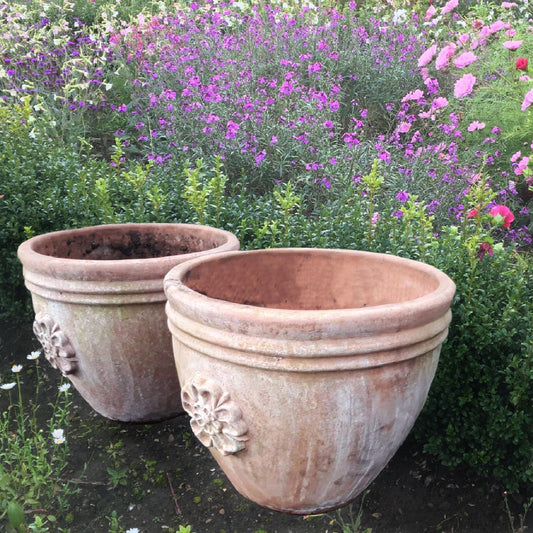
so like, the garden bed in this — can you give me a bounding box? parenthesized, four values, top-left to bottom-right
(1, 318, 530, 533)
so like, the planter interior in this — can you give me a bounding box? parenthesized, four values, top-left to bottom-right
(18, 223, 239, 422)
(165, 248, 455, 513)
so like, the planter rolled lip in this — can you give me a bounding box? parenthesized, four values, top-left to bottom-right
(18, 223, 240, 302)
(17, 222, 240, 422)
(164, 248, 456, 513)
(164, 248, 456, 370)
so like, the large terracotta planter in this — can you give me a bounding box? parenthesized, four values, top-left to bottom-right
(164, 248, 455, 514)
(17, 223, 239, 422)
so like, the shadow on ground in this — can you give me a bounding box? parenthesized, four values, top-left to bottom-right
(1, 318, 531, 532)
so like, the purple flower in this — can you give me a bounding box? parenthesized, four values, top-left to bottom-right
(255, 151, 266, 167)
(225, 120, 240, 139)
(279, 80, 293, 95)
(396, 190, 410, 203)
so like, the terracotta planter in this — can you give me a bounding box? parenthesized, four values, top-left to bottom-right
(17, 223, 239, 422)
(164, 248, 455, 514)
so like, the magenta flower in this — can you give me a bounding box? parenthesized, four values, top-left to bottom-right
(396, 190, 409, 203)
(441, 0, 459, 15)
(490, 205, 514, 228)
(279, 80, 293, 95)
(435, 43, 456, 70)
(521, 88, 533, 111)
(503, 40, 522, 50)
(453, 52, 477, 68)
(454, 73, 476, 98)
(417, 44, 437, 68)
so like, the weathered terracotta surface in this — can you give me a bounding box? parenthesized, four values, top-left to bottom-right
(18, 223, 239, 422)
(164, 248, 455, 513)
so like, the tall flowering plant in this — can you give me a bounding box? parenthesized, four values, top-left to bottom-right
(409, 0, 533, 236)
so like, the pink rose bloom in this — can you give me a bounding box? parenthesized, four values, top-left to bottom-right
(435, 43, 456, 70)
(490, 205, 514, 228)
(454, 73, 476, 98)
(502, 40, 522, 50)
(453, 51, 477, 68)
(467, 121, 485, 132)
(425, 5, 436, 21)
(418, 44, 437, 67)
(441, 0, 458, 15)
(522, 88, 533, 111)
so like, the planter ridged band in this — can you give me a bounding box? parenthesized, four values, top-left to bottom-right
(17, 223, 239, 422)
(164, 248, 455, 514)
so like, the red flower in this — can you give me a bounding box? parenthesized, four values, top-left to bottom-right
(516, 57, 528, 71)
(466, 208, 478, 218)
(478, 242, 493, 260)
(490, 205, 514, 228)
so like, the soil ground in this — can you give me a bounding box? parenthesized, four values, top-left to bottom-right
(1, 318, 531, 533)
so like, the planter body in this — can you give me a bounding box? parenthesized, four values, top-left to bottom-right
(18, 223, 239, 422)
(164, 248, 455, 513)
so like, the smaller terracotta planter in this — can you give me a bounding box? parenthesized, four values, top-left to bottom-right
(164, 248, 455, 514)
(17, 223, 239, 422)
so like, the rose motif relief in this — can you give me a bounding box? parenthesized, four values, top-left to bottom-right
(33, 312, 78, 376)
(181, 378, 249, 456)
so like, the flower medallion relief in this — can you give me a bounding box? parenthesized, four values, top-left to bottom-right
(181, 377, 249, 456)
(33, 312, 78, 376)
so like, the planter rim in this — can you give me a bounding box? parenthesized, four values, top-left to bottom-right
(17, 223, 240, 283)
(164, 248, 456, 339)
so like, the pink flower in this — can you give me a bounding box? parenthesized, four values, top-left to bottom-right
(441, 0, 459, 15)
(520, 75, 533, 82)
(425, 5, 436, 21)
(402, 89, 424, 102)
(515, 156, 530, 175)
(503, 40, 522, 50)
(454, 73, 476, 98)
(453, 51, 477, 68)
(502, 2, 518, 7)
(435, 43, 456, 70)
(467, 208, 478, 218)
(418, 44, 437, 67)
(457, 33, 470, 46)
(488, 20, 505, 34)
(522, 88, 533, 111)
(490, 205, 514, 227)
(431, 97, 449, 109)
(467, 121, 485, 131)
(397, 122, 411, 133)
